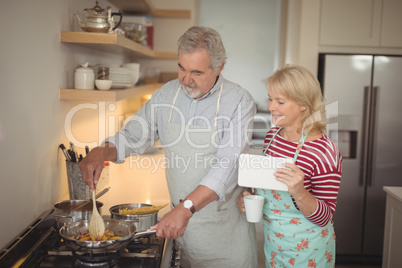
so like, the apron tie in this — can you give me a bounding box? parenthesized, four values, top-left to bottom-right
(263, 127, 308, 162)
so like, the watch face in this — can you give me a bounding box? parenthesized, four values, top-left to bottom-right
(183, 199, 193, 208)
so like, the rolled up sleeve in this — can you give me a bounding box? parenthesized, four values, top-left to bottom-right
(103, 91, 162, 163)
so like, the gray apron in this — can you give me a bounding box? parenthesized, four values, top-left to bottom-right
(161, 85, 257, 268)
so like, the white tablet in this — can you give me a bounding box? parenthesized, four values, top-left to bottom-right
(238, 154, 293, 191)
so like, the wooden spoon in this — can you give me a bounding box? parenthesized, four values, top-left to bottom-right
(88, 189, 105, 240)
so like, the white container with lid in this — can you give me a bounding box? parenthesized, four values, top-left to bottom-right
(74, 62, 95, 90)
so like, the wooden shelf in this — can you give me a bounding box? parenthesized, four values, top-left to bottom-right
(59, 0, 187, 103)
(109, 0, 191, 18)
(60, 83, 163, 102)
(60, 31, 176, 59)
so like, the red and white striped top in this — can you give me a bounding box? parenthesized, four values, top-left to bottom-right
(263, 127, 343, 227)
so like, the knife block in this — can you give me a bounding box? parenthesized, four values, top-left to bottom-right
(66, 161, 89, 200)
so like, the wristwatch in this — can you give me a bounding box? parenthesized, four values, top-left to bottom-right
(180, 199, 196, 214)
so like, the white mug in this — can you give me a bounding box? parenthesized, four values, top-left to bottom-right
(244, 195, 264, 223)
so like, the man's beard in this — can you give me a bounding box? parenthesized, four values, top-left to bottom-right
(183, 83, 202, 98)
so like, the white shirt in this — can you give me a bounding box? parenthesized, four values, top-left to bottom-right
(105, 75, 256, 200)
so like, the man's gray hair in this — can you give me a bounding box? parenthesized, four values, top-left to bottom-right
(177, 26, 227, 73)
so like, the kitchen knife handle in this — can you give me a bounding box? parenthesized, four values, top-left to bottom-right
(70, 142, 79, 163)
(69, 187, 111, 210)
(59, 144, 72, 162)
(95, 186, 111, 199)
(67, 149, 76, 162)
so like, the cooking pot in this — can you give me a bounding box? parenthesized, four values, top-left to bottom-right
(59, 219, 155, 253)
(53, 199, 103, 230)
(109, 203, 157, 231)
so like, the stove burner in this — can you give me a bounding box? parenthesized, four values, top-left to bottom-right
(73, 250, 121, 268)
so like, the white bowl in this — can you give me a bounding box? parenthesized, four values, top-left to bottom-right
(95, 79, 113, 90)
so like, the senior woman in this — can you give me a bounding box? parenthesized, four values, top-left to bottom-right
(238, 64, 342, 267)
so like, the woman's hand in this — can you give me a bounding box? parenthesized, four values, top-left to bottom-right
(236, 190, 252, 215)
(274, 162, 306, 199)
(274, 162, 318, 216)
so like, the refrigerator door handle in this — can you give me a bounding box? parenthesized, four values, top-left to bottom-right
(360, 86, 371, 186)
(367, 86, 380, 186)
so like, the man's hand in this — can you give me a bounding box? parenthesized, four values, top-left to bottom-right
(151, 204, 193, 239)
(78, 143, 117, 191)
(150, 185, 218, 238)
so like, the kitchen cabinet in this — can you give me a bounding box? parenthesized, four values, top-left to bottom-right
(319, 0, 402, 47)
(380, 0, 402, 47)
(382, 187, 402, 268)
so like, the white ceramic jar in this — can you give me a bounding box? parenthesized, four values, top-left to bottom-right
(74, 64, 95, 90)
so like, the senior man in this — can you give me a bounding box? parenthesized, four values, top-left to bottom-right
(79, 26, 257, 267)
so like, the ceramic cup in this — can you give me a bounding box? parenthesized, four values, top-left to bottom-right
(244, 195, 264, 223)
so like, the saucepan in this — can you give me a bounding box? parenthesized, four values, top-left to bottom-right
(59, 219, 155, 254)
(109, 203, 158, 231)
(53, 187, 110, 229)
(53, 200, 103, 230)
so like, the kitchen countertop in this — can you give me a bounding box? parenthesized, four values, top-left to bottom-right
(383, 186, 402, 202)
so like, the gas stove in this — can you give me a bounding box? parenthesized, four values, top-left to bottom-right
(0, 210, 180, 268)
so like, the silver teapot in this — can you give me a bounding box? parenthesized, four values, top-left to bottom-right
(74, 1, 122, 33)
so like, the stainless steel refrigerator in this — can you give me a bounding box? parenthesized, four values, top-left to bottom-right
(318, 54, 402, 262)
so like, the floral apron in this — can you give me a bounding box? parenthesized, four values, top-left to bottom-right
(256, 128, 335, 268)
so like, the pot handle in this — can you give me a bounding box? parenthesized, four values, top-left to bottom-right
(132, 229, 156, 240)
(112, 11, 123, 31)
(54, 215, 73, 219)
(53, 211, 73, 219)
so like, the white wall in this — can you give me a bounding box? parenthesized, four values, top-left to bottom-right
(197, 2, 282, 266)
(0, 0, 123, 249)
(198, 0, 282, 112)
(0, 0, 196, 250)
(282, 0, 321, 74)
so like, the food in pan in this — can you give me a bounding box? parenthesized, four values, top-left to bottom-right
(70, 229, 122, 241)
(118, 203, 169, 215)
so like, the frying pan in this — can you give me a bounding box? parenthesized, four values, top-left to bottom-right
(59, 219, 155, 253)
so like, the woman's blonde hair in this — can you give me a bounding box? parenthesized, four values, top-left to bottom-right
(266, 64, 327, 133)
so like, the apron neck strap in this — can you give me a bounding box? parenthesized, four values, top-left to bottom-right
(168, 86, 181, 123)
(214, 83, 224, 127)
(168, 84, 224, 127)
(263, 127, 309, 162)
